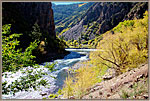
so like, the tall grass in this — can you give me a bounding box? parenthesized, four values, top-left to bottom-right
(62, 63, 99, 99)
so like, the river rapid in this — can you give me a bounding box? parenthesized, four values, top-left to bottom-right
(2, 49, 96, 99)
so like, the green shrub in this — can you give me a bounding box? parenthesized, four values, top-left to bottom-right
(120, 90, 129, 99)
(44, 62, 57, 72)
(29, 22, 42, 41)
(2, 24, 39, 72)
(82, 41, 88, 44)
(48, 94, 58, 99)
(113, 20, 135, 32)
(57, 88, 62, 95)
(2, 67, 49, 95)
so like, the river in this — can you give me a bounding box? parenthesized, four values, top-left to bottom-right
(2, 49, 96, 99)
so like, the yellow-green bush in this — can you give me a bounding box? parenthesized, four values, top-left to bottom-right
(59, 27, 70, 36)
(62, 11, 148, 99)
(90, 11, 148, 74)
(62, 64, 99, 99)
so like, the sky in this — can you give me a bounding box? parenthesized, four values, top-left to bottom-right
(52, 2, 87, 5)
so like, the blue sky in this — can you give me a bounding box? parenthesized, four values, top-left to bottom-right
(52, 2, 87, 5)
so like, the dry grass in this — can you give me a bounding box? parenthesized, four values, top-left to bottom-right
(62, 65, 99, 99)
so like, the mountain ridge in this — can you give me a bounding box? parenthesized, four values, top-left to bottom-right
(59, 2, 148, 42)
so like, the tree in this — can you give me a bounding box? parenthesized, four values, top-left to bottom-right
(93, 11, 148, 74)
(2, 24, 39, 72)
(73, 40, 78, 47)
(78, 37, 81, 44)
(29, 22, 42, 41)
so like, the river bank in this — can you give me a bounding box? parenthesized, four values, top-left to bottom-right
(2, 49, 92, 99)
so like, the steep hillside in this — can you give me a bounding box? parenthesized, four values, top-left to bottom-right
(2, 2, 68, 63)
(61, 11, 148, 99)
(60, 2, 148, 43)
(52, 2, 94, 35)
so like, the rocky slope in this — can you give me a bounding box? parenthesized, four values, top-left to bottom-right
(60, 2, 148, 41)
(123, 2, 148, 20)
(2, 2, 68, 63)
(52, 2, 94, 34)
(81, 64, 148, 99)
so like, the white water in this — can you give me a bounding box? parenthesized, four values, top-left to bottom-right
(2, 49, 95, 99)
(65, 48, 98, 52)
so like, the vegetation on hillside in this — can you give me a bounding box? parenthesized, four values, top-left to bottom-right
(52, 2, 94, 34)
(56, 2, 147, 45)
(66, 34, 103, 49)
(61, 11, 148, 99)
(91, 11, 148, 74)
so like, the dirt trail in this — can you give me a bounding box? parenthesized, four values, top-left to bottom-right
(82, 64, 148, 99)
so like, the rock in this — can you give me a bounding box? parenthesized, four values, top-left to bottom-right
(123, 2, 148, 20)
(99, 91, 103, 95)
(102, 68, 116, 80)
(40, 92, 47, 96)
(143, 94, 148, 99)
(70, 96, 75, 99)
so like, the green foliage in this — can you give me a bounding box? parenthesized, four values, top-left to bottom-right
(48, 94, 58, 99)
(120, 77, 148, 99)
(59, 27, 70, 36)
(44, 62, 57, 72)
(57, 36, 69, 51)
(2, 67, 49, 95)
(73, 40, 78, 47)
(78, 37, 81, 44)
(47, 88, 63, 99)
(57, 88, 62, 95)
(53, 2, 94, 34)
(120, 90, 129, 99)
(82, 41, 88, 44)
(93, 28, 97, 34)
(29, 22, 42, 41)
(88, 40, 92, 45)
(43, 97, 46, 99)
(113, 20, 135, 32)
(67, 39, 81, 48)
(2, 24, 39, 72)
(87, 35, 103, 48)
